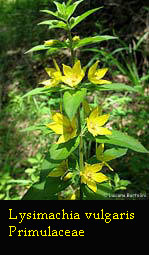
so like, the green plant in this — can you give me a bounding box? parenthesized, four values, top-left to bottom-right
(22, 0, 148, 200)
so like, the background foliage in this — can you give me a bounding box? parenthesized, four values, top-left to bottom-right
(0, 0, 149, 199)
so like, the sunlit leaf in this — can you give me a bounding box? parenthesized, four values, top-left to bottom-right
(70, 7, 102, 29)
(95, 130, 149, 153)
(73, 35, 117, 49)
(63, 88, 86, 120)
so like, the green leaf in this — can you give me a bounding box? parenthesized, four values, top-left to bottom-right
(49, 136, 80, 161)
(63, 88, 86, 120)
(84, 82, 139, 93)
(66, 0, 84, 19)
(25, 45, 49, 54)
(40, 9, 63, 20)
(44, 177, 71, 196)
(70, 7, 102, 29)
(22, 87, 49, 98)
(95, 130, 149, 153)
(38, 20, 67, 30)
(20, 124, 48, 133)
(82, 182, 114, 200)
(114, 173, 120, 186)
(53, 1, 70, 20)
(101, 148, 128, 162)
(74, 35, 117, 49)
(40, 153, 62, 181)
(96, 83, 139, 92)
(22, 181, 57, 200)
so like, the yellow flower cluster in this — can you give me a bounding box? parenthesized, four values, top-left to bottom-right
(47, 107, 111, 144)
(40, 59, 111, 88)
(48, 160, 109, 193)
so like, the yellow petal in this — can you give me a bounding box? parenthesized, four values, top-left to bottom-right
(52, 113, 70, 127)
(87, 179, 97, 192)
(73, 60, 82, 74)
(62, 64, 73, 76)
(56, 132, 74, 144)
(40, 79, 53, 87)
(56, 134, 67, 144)
(53, 71, 62, 80)
(95, 68, 108, 79)
(63, 172, 73, 181)
(92, 172, 108, 183)
(45, 68, 56, 77)
(81, 174, 87, 184)
(94, 79, 111, 85)
(86, 163, 103, 173)
(53, 59, 61, 73)
(47, 122, 63, 134)
(95, 127, 112, 135)
(88, 60, 99, 79)
(61, 76, 75, 87)
(86, 121, 98, 137)
(96, 114, 110, 127)
(52, 113, 63, 122)
(88, 107, 99, 120)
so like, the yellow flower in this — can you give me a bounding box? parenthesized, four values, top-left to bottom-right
(48, 160, 68, 177)
(47, 112, 77, 144)
(80, 163, 108, 192)
(44, 39, 58, 46)
(88, 60, 111, 84)
(96, 144, 114, 171)
(87, 106, 112, 137)
(61, 60, 85, 87)
(40, 59, 62, 88)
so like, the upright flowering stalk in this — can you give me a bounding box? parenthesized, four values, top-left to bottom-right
(23, 0, 148, 201)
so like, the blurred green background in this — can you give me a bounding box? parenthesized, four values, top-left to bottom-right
(0, 0, 149, 200)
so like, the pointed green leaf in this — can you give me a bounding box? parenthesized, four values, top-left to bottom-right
(96, 83, 140, 93)
(63, 88, 86, 120)
(50, 136, 80, 161)
(84, 82, 140, 93)
(95, 130, 149, 153)
(73, 35, 117, 49)
(40, 9, 62, 20)
(22, 87, 49, 98)
(66, 0, 84, 19)
(70, 7, 102, 29)
(53, 1, 67, 20)
(25, 45, 49, 54)
(38, 19, 67, 30)
(44, 177, 71, 196)
(82, 182, 114, 200)
(22, 181, 57, 200)
(102, 148, 128, 161)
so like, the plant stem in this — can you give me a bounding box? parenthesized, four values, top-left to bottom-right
(67, 22, 75, 65)
(67, 22, 83, 199)
(77, 108, 84, 200)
